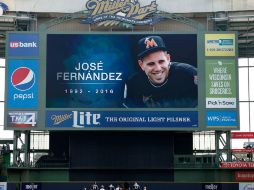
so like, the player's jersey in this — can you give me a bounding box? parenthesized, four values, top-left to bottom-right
(124, 62, 198, 108)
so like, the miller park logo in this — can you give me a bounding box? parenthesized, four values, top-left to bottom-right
(82, 0, 162, 25)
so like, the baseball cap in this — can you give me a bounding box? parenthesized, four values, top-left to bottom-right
(137, 35, 167, 59)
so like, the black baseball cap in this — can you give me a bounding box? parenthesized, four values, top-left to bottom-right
(137, 35, 167, 59)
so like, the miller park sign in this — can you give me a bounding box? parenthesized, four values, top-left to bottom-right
(82, 0, 162, 25)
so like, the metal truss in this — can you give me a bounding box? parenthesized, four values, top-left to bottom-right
(13, 131, 30, 167)
(215, 131, 231, 163)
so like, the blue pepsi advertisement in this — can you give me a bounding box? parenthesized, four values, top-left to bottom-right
(7, 59, 38, 108)
(206, 111, 238, 128)
(46, 111, 198, 129)
(8, 33, 39, 57)
(46, 34, 197, 108)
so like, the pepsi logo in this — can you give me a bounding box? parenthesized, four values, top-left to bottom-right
(11, 67, 35, 91)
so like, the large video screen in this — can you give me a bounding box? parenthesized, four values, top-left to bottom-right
(5, 32, 239, 131)
(46, 34, 197, 108)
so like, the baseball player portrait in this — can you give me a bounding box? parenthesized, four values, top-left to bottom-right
(123, 35, 198, 108)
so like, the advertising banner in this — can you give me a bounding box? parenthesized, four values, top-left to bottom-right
(46, 34, 197, 109)
(46, 111, 198, 129)
(220, 162, 254, 168)
(206, 111, 238, 128)
(205, 59, 236, 108)
(205, 33, 235, 56)
(202, 183, 222, 190)
(8, 33, 39, 57)
(231, 132, 254, 139)
(7, 59, 38, 108)
(239, 183, 254, 190)
(5, 32, 239, 131)
(10, 182, 239, 190)
(231, 149, 254, 153)
(21, 183, 41, 190)
(7, 111, 37, 128)
(0, 182, 7, 190)
(236, 172, 254, 181)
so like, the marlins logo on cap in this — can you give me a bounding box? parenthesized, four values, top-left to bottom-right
(11, 67, 35, 91)
(137, 35, 167, 59)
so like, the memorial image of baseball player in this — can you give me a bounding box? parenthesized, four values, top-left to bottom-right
(123, 35, 198, 108)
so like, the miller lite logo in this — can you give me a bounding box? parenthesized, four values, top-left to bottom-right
(21, 183, 41, 190)
(144, 38, 158, 49)
(46, 111, 101, 128)
(11, 67, 35, 91)
(72, 111, 101, 128)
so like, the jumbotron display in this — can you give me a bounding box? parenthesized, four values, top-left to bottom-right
(5, 32, 239, 131)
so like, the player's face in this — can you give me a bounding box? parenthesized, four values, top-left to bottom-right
(138, 51, 170, 85)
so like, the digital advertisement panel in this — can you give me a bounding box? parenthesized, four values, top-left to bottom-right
(46, 111, 198, 129)
(205, 59, 236, 108)
(206, 111, 238, 129)
(8, 33, 39, 57)
(205, 33, 235, 56)
(7, 111, 37, 129)
(7, 59, 38, 109)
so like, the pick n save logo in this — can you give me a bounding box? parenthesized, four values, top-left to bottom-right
(8, 33, 39, 57)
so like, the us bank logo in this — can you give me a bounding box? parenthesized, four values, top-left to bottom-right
(11, 67, 35, 91)
(8, 33, 39, 57)
(8, 60, 38, 109)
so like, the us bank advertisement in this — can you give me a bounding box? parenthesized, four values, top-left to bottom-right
(8, 33, 39, 57)
(5, 32, 239, 130)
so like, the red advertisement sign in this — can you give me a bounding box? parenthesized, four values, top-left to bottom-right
(220, 162, 254, 168)
(231, 132, 254, 139)
(235, 171, 254, 181)
(231, 149, 254, 153)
